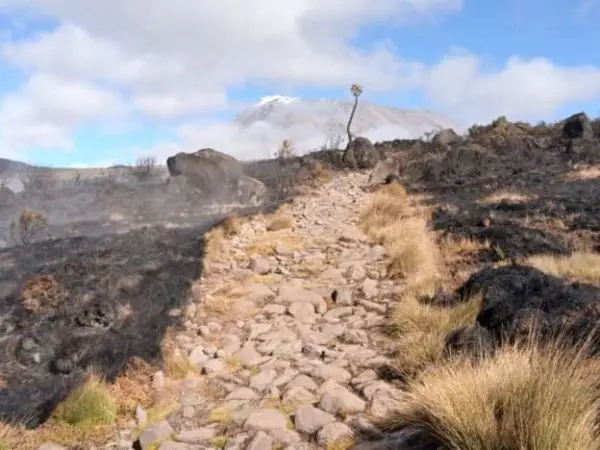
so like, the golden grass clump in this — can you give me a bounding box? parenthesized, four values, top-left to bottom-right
(391, 295, 482, 374)
(53, 376, 117, 426)
(203, 226, 226, 267)
(478, 190, 535, 205)
(525, 252, 600, 285)
(220, 215, 242, 236)
(110, 357, 155, 417)
(359, 182, 440, 293)
(0, 357, 167, 448)
(266, 205, 295, 231)
(160, 328, 199, 379)
(385, 339, 600, 450)
(360, 181, 487, 374)
(310, 161, 333, 184)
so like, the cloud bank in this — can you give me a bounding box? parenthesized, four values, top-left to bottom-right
(0, 0, 599, 162)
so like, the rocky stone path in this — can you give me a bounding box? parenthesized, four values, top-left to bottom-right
(71, 172, 405, 450)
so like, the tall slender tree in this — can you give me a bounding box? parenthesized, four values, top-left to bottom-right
(346, 83, 363, 145)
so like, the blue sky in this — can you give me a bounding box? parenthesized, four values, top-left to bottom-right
(0, 0, 599, 167)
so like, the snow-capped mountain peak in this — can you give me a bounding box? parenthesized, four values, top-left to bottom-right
(225, 96, 462, 161)
(256, 95, 299, 107)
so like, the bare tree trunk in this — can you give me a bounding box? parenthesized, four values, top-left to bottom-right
(342, 96, 359, 167)
(346, 96, 358, 145)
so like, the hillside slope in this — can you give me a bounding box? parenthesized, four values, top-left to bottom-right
(234, 96, 461, 150)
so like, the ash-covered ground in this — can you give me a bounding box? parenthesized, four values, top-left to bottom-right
(0, 162, 292, 428)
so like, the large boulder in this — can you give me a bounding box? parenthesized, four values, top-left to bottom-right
(235, 176, 268, 205)
(0, 185, 15, 205)
(342, 137, 381, 169)
(166, 148, 268, 204)
(562, 112, 594, 140)
(368, 155, 402, 185)
(165, 148, 245, 198)
(432, 128, 463, 148)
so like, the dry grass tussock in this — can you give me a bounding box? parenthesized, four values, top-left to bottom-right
(203, 215, 245, 271)
(360, 182, 485, 375)
(390, 295, 483, 376)
(561, 165, 600, 182)
(524, 251, 600, 285)
(384, 338, 600, 450)
(198, 284, 259, 321)
(478, 189, 536, 205)
(266, 204, 295, 231)
(359, 183, 440, 293)
(0, 376, 119, 448)
(0, 344, 192, 448)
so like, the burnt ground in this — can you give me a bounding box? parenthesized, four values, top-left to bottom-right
(382, 115, 600, 353)
(0, 159, 329, 428)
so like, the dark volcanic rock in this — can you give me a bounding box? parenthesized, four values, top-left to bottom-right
(443, 324, 493, 357)
(457, 265, 600, 350)
(343, 137, 381, 169)
(432, 128, 463, 148)
(562, 112, 594, 140)
(0, 186, 14, 206)
(166, 148, 267, 203)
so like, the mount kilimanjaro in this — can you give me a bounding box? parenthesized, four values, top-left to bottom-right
(232, 95, 461, 154)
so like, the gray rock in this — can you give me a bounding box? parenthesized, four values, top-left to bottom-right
(138, 420, 174, 450)
(294, 405, 335, 434)
(270, 429, 302, 446)
(176, 426, 218, 443)
(182, 405, 196, 418)
(244, 283, 275, 303)
(248, 323, 272, 339)
(245, 431, 273, 450)
(351, 369, 378, 389)
(234, 343, 264, 366)
(188, 345, 210, 368)
(288, 374, 319, 391)
(226, 387, 259, 401)
(217, 334, 243, 357)
(224, 432, 251, 450)
(358, 300, 387, 314)
(345, 264, 367, 281)
(324, 307, 354, 320)
(288, 302, 316, 323)
(276, 284, 327, 312)
(343, 329, 369, 345)
(136, 405, 148, 425)
(203, 359, 226, 374)
(250, 256, 271, 275)
(243, 408, 289, 432)
(361, 279, 379, 299)
(317, 422, 354, 446)
(370, 388, 406, 419)
(282, 386, 319, 407)
(332, 287, 354, 306)
(312, 364, 352, 384)
(250, 369, 277, 393)
(283, 443, 314, 450)
(158, 442, 196, 450)
(37, 444, 67, 450)
(263, 304, 287, 317)
(319, 380, 366, 415)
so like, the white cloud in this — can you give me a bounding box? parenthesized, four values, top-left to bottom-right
(0, 0, 600, 162)
(0, 0, 462, 158)
(420, 52, 600, 124)
(0, 73, 126, 151)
